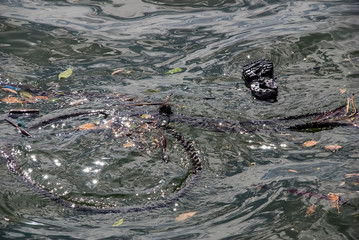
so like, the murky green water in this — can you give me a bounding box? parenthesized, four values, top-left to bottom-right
(1, 0, 359, 239)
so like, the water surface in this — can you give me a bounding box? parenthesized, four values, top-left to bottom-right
(0, 0, 359, 239)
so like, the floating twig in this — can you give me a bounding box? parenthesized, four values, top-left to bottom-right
(29, 110, 108, 129)
(5, 118, 32, 137)
(9, 109, 40, 115)
(158, 129, 169, 163)
(127, 102, 165, 106)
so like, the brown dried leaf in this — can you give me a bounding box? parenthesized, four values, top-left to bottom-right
(123, 141, 135, 148)
(175, 212, 196, 221)
(339, 89, 347, 94)
(2, 88, 17, 94)
(306, 205, 317, 215)
(302, 140, 318, 147)
(328, 192, 343, 213)
(77, 123, 97, 130)
(288, 169, 298, 173)
(24, 98, 36, 103)
(324, 144, 342, 152)
(1, 97, 23, 104)
(345, 173, 359, 178)
(32, 96, 49, 101)
(111, 69, 123, 75)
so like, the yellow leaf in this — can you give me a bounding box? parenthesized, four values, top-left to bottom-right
(324, 144, 342, 152)
(112, 218, 124, 227)
(302, 140, 318, 147)
(166, 67, 183, 74)
(1, 97, 23, 104)
(20, 91, 33, 98)
(175, 211, 196, 221)
(141, 114, 152, 119)
(58, 67, 73, 79)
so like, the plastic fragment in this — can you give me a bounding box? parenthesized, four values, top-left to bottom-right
(4, 85, 21, 91)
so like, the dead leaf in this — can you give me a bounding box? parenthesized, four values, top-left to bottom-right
(20, 91, 32, 98)
(77, 123, 97, 130)
(1, 97, 23, 104)
(69, 98, 88, 106)
(175, 212, 196, 221)
(339, 89, 347, 94)
(123, 141, 135, 148)
(302, 140, 318, 147)
(2, 88, 17, 94)
(306, 205, 317, 215)
(32, 96, 49, 101)
(324, 144, 342, 152)
(288, 170, 298, 173)
(58, 67, 73, 79)
(328, 192, 343, 213)
(112, 218, 124, 227)
(279, 133, 291, 136)
(111, 69, 123, 75)
(141, 114, 152, 119)
(345, 173, 359, 178)
(24, 98, 36, 103)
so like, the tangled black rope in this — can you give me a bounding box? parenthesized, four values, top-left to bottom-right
(2, 112, 202, 214)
